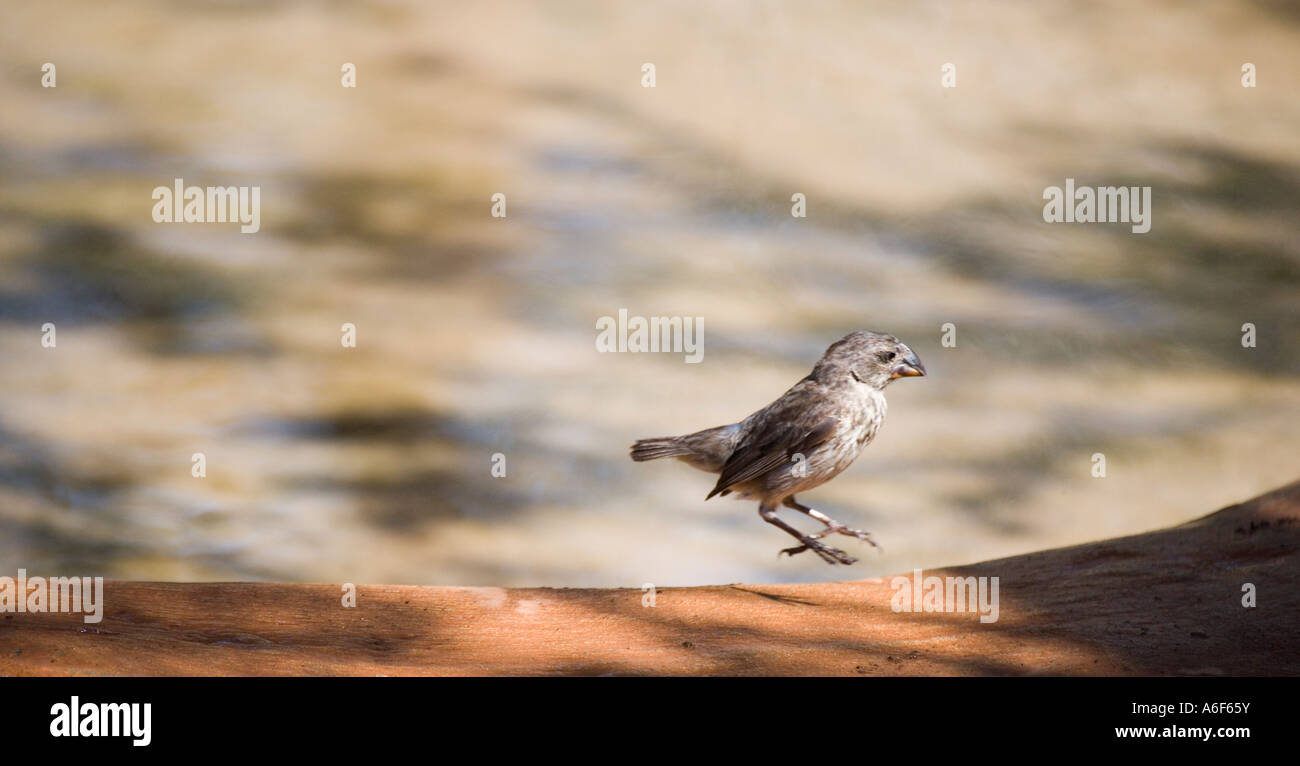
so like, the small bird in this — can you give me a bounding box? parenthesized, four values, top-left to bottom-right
(631, 331, 925, 564)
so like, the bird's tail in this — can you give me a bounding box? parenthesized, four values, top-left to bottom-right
(630, 436, 690, 462)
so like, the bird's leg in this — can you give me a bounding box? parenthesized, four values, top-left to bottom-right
(758, 504, 857, 565)
(783, 497, 880, 550)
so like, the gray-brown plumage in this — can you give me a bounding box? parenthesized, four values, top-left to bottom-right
(631, 330, 926, 564)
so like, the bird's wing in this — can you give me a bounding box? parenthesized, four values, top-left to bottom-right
(706, 396, 838, 499)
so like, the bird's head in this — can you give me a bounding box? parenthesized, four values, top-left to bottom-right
(812, 330, 926, 389)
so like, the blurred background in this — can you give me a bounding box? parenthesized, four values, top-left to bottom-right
(0, 1, 1297, 586)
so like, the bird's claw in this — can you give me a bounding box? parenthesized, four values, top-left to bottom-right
(780, 539, 858, 565)
(810, 523, 880, 550)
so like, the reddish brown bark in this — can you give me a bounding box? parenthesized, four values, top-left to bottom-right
(3, 480, 1297, 676)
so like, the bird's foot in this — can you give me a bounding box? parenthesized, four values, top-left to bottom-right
(780, 539, 858, 565)
(809, 522, 880, 550)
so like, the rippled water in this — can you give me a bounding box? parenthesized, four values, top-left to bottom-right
(1, 1, 1298, 586)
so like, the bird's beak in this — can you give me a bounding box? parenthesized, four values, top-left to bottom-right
(890, 352, 926, 379)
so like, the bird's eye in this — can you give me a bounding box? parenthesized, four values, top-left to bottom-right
(878, 351, 896, 363)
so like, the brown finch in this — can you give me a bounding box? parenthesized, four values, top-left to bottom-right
(631, 331, 925, 564)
